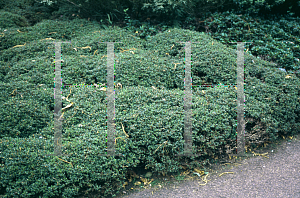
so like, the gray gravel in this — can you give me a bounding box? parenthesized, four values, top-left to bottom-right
(115, 133, 300, 198)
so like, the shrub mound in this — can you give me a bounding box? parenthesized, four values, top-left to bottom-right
(0, 18, 299, 197)
(0, 10, 29, 28)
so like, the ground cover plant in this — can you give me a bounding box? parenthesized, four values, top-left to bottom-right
(0, 5, 300, 198)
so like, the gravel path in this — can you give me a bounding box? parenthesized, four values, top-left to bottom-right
(112, 133, 300, 198)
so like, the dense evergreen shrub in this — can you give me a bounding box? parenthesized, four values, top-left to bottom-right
(0, 81, 53, 139)
(0, 4, 300, 197)
(0, 10, 29, 28)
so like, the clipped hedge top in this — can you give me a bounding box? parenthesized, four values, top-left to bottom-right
(1, 18, 299, 140)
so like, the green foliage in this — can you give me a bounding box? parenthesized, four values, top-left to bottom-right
(0, 0, 36, 22)
(121, 0, 298, 23)
(123, 7, 169, 40)
(0, 18, 94, 52)
(55, 0, 131, 23)
(37, 0, 58, 6)
(140, 0, 191, 20)
(1, 0, 63, 26)
(0, 6, 300, 197)
(0, 0, 37, 10)
(119, 9, 300, 73)
(123, 0, 221, 25)
(192, 11, 300, 72)
(0, 10, 29, 28)
(230, 0, 287, 14)
(0, 81, 53, 139)
(0, 134, 132, 197)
